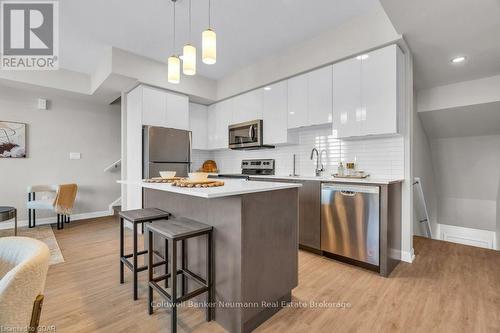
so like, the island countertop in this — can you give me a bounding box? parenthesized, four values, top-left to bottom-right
(118, 178, 302, 199)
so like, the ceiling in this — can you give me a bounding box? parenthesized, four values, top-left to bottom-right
(381, 0, 500, 90)
(59, 0, 379, 79)
(420, 102, 500, 139)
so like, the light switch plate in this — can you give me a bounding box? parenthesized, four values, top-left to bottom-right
(38, 98, 47, 110)
(69, 152, 81, 160)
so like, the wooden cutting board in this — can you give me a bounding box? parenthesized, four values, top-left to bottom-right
(171, 179, 224, 188)
(143, 177, 183, 183)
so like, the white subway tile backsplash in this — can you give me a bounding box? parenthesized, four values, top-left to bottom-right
(192, 127, 404, 178)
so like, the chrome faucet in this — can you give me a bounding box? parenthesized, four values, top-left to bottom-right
(310, 148, 324, 176)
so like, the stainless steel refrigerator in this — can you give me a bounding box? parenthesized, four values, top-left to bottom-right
(143, 126, 191, 179)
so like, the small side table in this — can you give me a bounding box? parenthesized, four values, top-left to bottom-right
(0, 207, 17, 236)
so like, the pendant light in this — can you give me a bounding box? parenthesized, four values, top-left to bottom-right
(168, 0, 180, 84)
(182, 0, 196, 75)
(202, 0, 216, 64)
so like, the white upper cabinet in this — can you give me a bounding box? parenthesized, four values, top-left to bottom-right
(263, 81, 297, 145)
(140, 85, 189, 131)
(232, 89, 263, 124)
(332, 57, 362, 138)
(189, 103, 208, 150)
(308, 66, 333, 126)
(287, 74, 308, 129)
(333, 44, 403, 138)
(166, 92, 189, 131)
(208, 99, 233, 150)
(207, 104, 217, 150)
(287, 66, 333, 129)
(142, 86, 166, 126)
(361, 44, 398, 136)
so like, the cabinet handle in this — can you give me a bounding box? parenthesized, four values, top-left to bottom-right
(340, 191, 356, 197)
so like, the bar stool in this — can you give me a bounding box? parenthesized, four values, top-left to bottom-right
(119, 208, 171, 300)
(0, 207, 17, 236)
(145, 217, 214, 333)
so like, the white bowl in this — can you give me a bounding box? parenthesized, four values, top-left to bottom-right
(188, 172, 209, 181)
(159, 171, 176, 179)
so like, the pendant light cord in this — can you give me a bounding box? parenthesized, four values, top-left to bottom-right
(208, 0, 211, 28)
(172, 0, 176, 53)
(189, 0, 192, 41)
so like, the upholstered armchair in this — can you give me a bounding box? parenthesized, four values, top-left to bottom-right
(0, 237, 50, 331)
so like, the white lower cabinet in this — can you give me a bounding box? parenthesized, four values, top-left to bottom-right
(189, 103, 208, 150)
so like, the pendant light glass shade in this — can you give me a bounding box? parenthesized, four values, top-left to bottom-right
(168, 55, 180, 84)
(182, 44, 196, 75)
(202, 29, 216, 65)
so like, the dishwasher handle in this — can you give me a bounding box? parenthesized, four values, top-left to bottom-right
(322, 183, 380, 194)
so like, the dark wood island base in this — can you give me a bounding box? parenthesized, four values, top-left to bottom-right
(143, 186, 299, 333)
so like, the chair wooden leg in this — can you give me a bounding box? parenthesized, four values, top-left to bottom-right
(29, 294, 44, 331)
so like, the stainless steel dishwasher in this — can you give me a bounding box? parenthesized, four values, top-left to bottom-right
(321, 183, 380, 266)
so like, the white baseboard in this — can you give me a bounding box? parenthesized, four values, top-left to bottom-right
(401, 248, 415, 263)
(438, 224, 496, 250)
(0, 210, 114, 230)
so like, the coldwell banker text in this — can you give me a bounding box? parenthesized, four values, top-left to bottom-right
(1, 1, 59, 70)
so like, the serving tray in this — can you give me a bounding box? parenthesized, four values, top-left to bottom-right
(332, 173, 370, 179)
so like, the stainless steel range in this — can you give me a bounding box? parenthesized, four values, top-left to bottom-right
(213, 159, 275, 180)
(241, 159, 275, 175)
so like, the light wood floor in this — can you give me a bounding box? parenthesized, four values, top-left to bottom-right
(41, 216, 500, 333)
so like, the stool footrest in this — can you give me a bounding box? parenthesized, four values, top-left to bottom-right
(120, 257, 167, 272)
(148, 280, 209, 305)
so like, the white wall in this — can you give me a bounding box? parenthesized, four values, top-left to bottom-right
(413, 112, 438, 237)
(430, 134, 500, 232)
(0, 84, 121, 223)
(193, 126, 404, 179)
(216, 4, 400, 100)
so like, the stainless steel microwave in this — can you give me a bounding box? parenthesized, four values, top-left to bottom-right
(228, 120, 274, 150)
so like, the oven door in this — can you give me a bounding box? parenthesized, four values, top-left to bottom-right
(228, 120, 262, 149)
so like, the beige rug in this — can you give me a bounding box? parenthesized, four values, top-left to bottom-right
(0, 225, 65, 265)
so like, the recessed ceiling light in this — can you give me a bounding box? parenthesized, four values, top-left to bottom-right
(263, 86, 272, 91)
(356, 54, 369, 60)
(451, 56, 466, 63)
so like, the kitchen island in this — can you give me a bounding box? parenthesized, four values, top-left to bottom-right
(119, 179, 301, 333)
